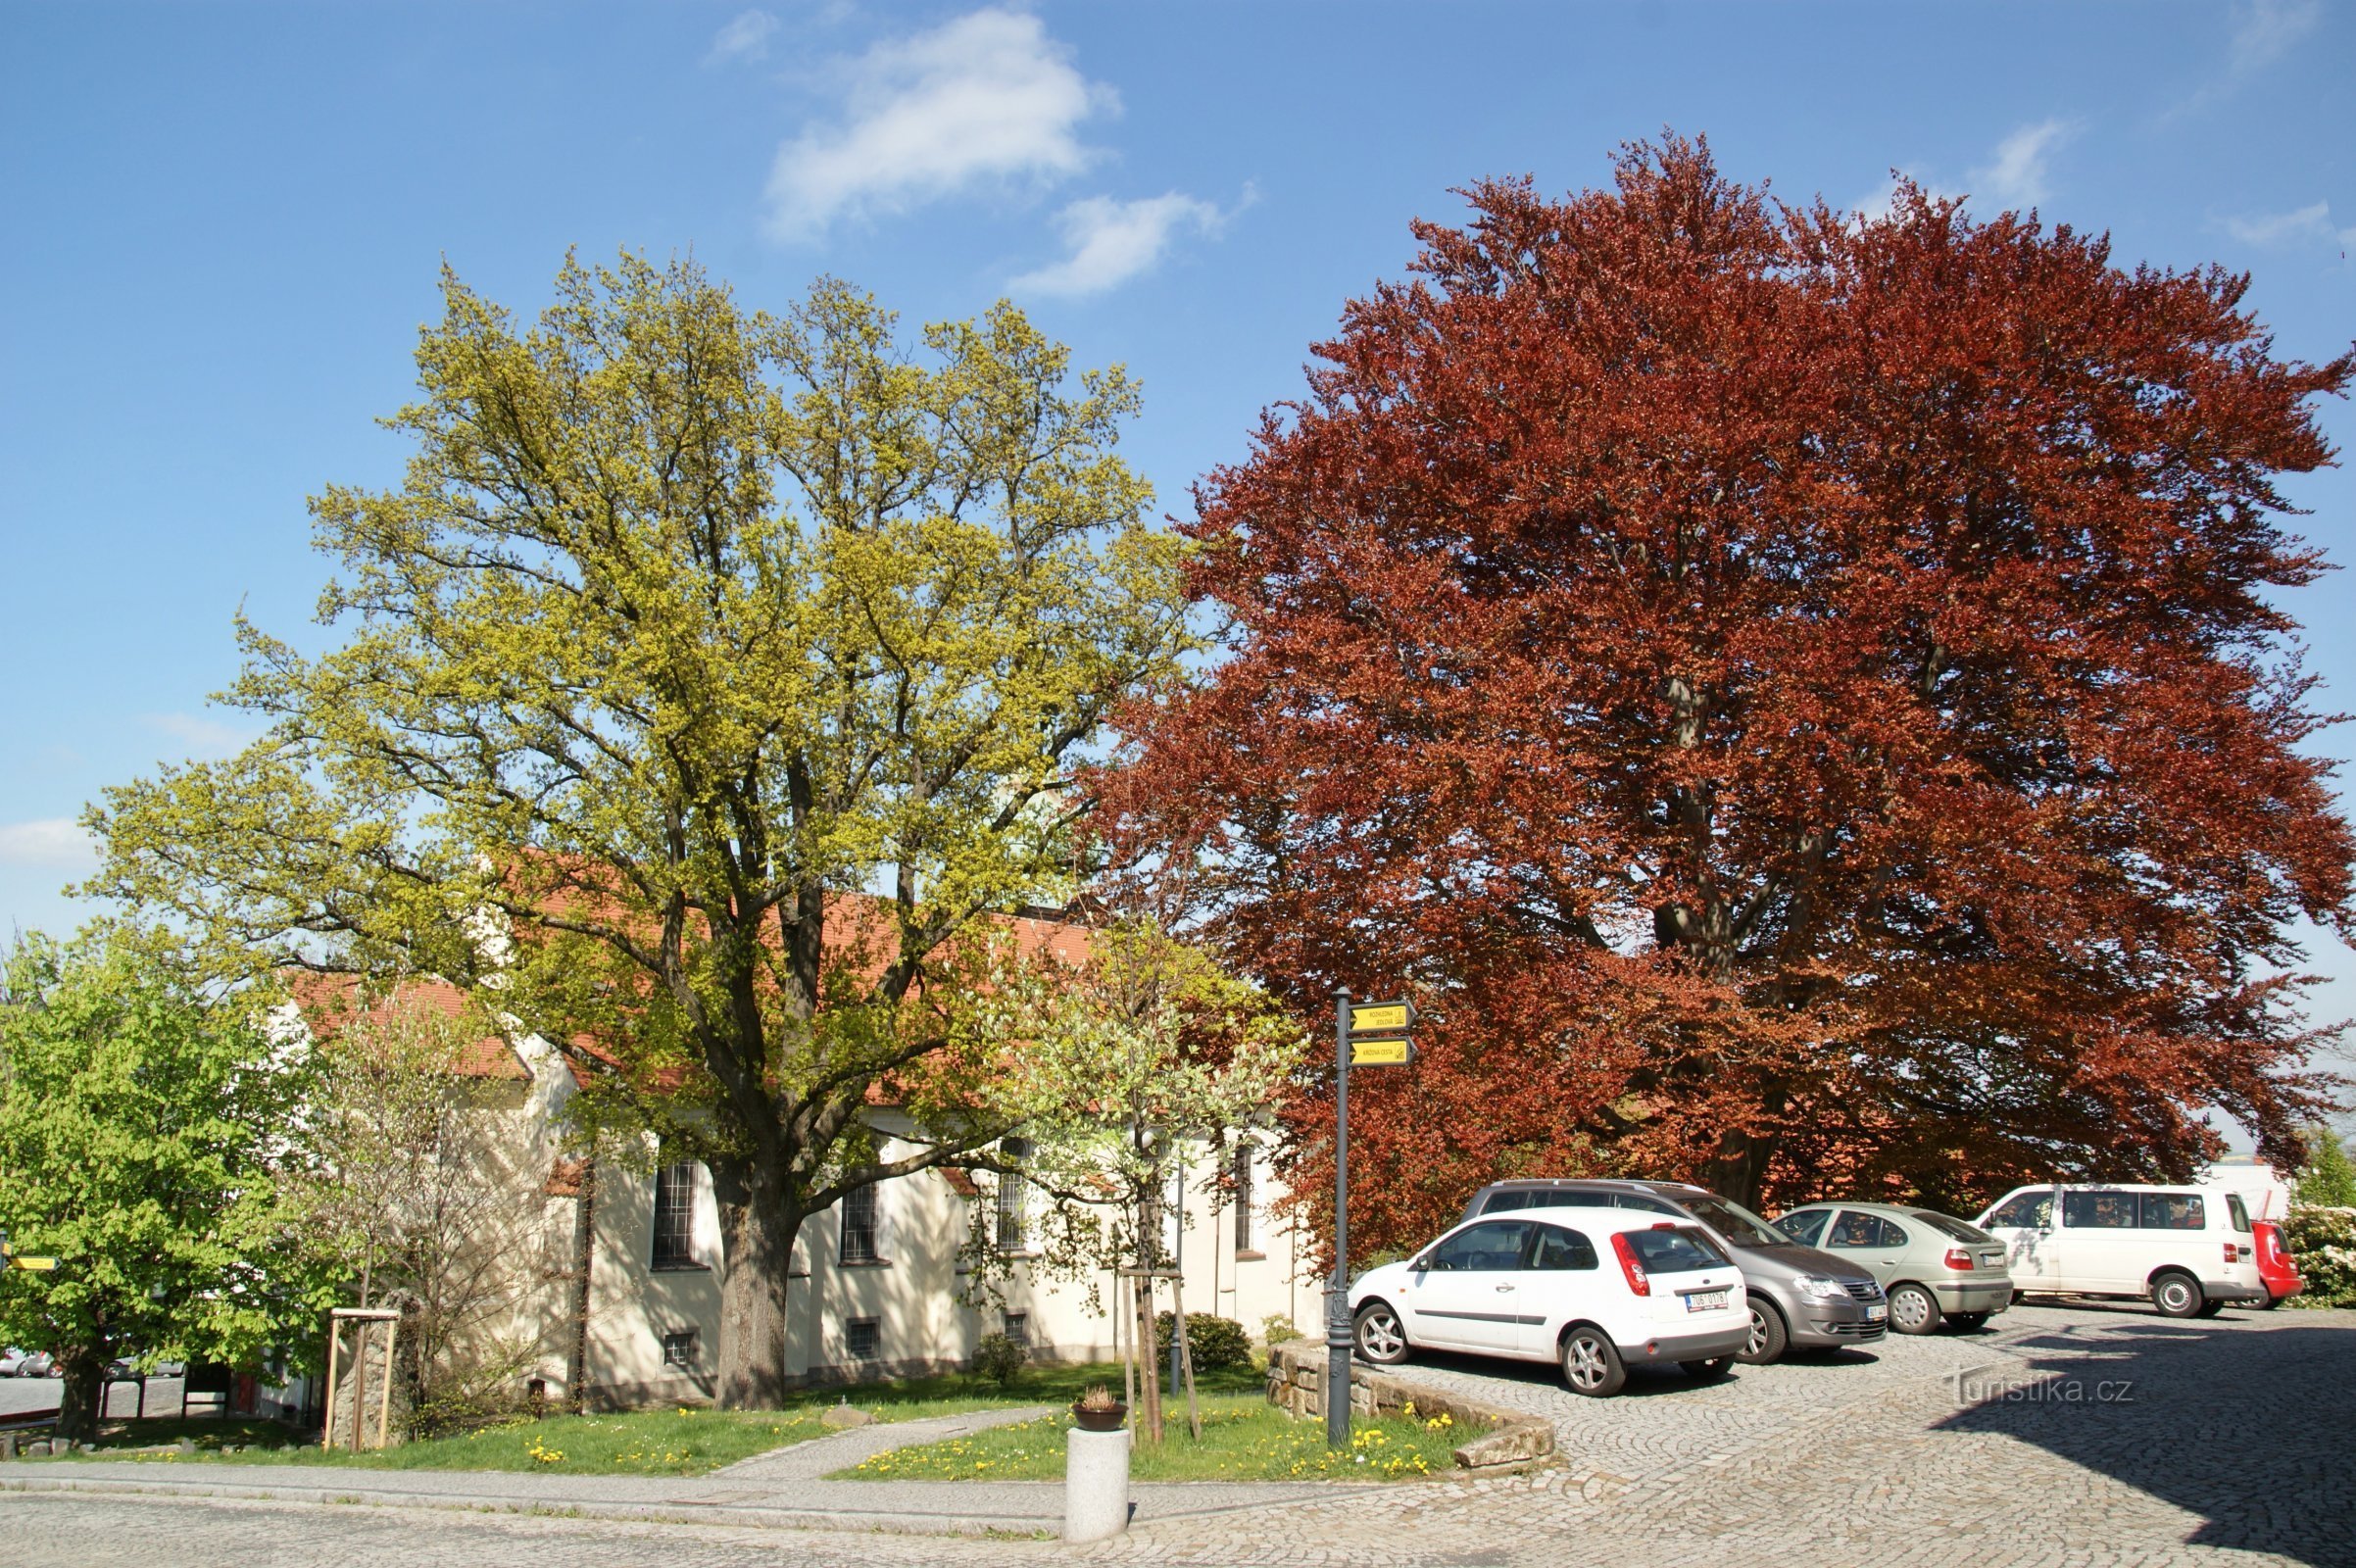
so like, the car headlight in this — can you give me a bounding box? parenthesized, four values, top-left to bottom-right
(1795, 1275, 1851, 1300)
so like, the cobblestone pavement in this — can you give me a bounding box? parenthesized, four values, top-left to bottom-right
(6, 1302, 2350, 1568)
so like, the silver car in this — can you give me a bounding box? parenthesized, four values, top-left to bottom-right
(1773, 1201, 2013, 1334)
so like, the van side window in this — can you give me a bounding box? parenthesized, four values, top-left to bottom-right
(1482, 1191, 1532, 1214)
(2138, 1193, 2205, 1231)
(1615, 1195, 1681, 1213)
(1527, 1227, 1598, 1270)
(2227, 1194, 2251, 1233)
(2063, 1191, 2135, 1229)
(1987, 1191, 2052, 1228)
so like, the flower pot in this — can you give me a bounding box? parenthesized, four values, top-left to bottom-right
(1070, 1401, 1127, 1433)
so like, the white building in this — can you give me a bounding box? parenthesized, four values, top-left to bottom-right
(281, 958, 1319, 1412)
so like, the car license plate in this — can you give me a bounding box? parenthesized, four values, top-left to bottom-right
(1686, 1289, 1729, 1313)
(1867, 1303, 1889, 1322)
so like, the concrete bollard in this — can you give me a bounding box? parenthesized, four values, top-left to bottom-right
(1063, 1426, 1131, 1543)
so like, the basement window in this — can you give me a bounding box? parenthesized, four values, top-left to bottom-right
(845, 1318, 881, 1363)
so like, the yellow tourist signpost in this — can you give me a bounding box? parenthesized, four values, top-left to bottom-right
(1326, 990, 1418, 1447)
(0, 1234, 59, 1272)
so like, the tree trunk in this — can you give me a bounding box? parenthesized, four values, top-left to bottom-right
(712, 1175, 803, 1409)
(565, 1154, 599, 1415)
(1705, 1126, 1778, 1210)
(53, 1350, 105, 1444)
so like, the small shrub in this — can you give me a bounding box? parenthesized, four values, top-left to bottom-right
(1260, 1313, 1302, 1348)
(972, 1331, 1029, 1388)
(2281, 1205, 2356, 1307)
(1153, 1312, 1252, 1372)
(1076, 1383, 1119, 1412)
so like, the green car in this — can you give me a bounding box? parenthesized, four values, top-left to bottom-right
(1772, 1202, 2014, 1335)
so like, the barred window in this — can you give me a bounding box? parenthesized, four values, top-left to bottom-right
(1233, 1144, 1256, 1253)
(652, 1162, 698, 1269)
(1003, 1310, 1029, 1346)
(997, 1138, 1031, 1251)
(661, 1329, 698, 1369)
(845, 1318, 880, 1361)
(840, 1184, 879, 1264)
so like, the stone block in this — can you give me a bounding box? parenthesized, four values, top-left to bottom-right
(820, 1404, 874, 1429)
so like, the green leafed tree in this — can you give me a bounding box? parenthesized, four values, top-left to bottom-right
(82, 254, 1197, 1405)
(2294, 1121, 2356, 1208)
(0, 933, 328, 1441)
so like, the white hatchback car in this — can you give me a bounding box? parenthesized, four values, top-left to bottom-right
(1350, 1210, 1750, 1396)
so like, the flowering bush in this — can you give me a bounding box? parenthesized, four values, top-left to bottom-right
(2281, 1205, 2356, 1307)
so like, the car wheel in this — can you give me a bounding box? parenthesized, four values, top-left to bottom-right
(2256, 1295, 2283, 1310)
(1559, 1327, 1626, 1397)
(1890, 1282, 1942, 1335)
(1948, 1312, 1990, 1332)
(1736, 1299, 1789, 1365)
(1679, 1355, 1734, 1382)
(2151, 1270, 2204, 1318)
(2194, 1299, 2226, 1319)
(1352, 1302, 1411, 1365)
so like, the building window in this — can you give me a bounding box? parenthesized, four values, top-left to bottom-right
(845, 1318, 880, 1362)
(661, 1330, 698, 1370)
(997, 1138, 1031, 1252)
(1233, 1144, 1257, 1254)
(652, 1161, 699, 1269)
(840, 1184, 879, 1264)
(1002, 1311, 1029, 1347)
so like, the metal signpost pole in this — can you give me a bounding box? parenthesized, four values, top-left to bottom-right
(1327, 987, 1351, 1449)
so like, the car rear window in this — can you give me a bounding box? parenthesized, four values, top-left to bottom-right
(1622, 1226, 1730, 1272)
(1906, 1209, 1995, 1244)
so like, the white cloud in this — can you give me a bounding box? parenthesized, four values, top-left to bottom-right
(144, 711, 260, 759)
(709, 9, 781, 65)
(1971, 119, 2076, 212)
(2222, 201, 2351, 248)
(1010, 191, 1235, 297)
(763, 8, 1114, 243)
(0, 818, 95, 871)
(2227, 0, 2322, 83)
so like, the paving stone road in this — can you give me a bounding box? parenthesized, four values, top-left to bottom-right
(5, 1301, 2349, 1568)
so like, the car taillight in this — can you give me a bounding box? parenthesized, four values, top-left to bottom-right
(1943, 1248, 1974, 1271)
(2224, 1242, 2240, 1264)
(1610, 1231, 1650, 1297)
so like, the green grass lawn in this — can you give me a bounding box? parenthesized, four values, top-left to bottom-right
(834, 1395, 1469, 1483)
(47, 1359, 1266, 1478)
(60, 1408, 830, 1477)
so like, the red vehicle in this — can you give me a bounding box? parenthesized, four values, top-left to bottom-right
(2252, 1219, 2302, 1308)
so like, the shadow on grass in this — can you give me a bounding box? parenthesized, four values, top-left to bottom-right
(781, 1357, 1265, 1421)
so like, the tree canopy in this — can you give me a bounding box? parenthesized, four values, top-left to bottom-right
(0, 933, 327, 1440)
(85, 253, 1197, 1403)
(1100, 136, 2356, 1250)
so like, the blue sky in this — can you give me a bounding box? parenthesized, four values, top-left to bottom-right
(3, 1, 2352, 1128)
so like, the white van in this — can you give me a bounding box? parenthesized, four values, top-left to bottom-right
(1974, 1184, 2267, 1317)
